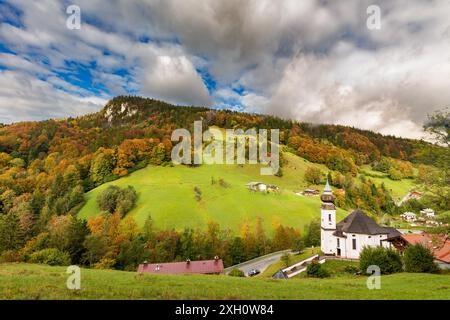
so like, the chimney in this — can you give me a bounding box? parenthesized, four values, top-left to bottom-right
(214, 256, 220, 263)
(186, 259, 191, 265)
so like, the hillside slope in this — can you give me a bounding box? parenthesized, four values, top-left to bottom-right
(79, 152, 348, 231)
(78, 151, 413, 232)
(1, 263, 449, 300)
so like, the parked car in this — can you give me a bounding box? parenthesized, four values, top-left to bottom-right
(247, 269, 261, 277)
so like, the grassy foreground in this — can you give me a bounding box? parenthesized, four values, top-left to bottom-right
(1, 263, 449, 300)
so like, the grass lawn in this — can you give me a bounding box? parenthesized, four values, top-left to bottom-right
(0, 263, 449, 300)
(78, 152, 347, 233)
(295, 259, 360, 279)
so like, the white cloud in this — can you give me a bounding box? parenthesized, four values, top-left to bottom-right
(0, 70, 106, 123)
(0, 0, 449, 139)
(139, 55, 212, 106)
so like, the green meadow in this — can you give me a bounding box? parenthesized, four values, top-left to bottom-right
(0, 263, 449, 300)
(359, 166, 415, 201)
(78, 152, 414, 232)
(79, 152, 347, 232)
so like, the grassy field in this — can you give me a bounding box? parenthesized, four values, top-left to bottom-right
(359, 166, 415, 201)
(78, 152, 415, 232)
(0, 263, 449, 300)
(79, 152, 347, 232)
(295, 259, 360, 279)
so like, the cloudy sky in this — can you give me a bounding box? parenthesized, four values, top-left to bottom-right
(0, 0, 449, 139)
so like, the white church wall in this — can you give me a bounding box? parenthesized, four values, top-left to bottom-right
(320, 229, 336, 255)
(321, 209, 336, 229)
(342, 233, 390, 259)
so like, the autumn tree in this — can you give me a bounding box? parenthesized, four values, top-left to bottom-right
(304, 167, 324, 185)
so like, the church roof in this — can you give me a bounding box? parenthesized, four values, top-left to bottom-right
(382, 227, 402, 239)
(336, 210, 390, 235)
(324, 178, 332, 193)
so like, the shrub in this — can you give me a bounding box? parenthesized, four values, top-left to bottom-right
(194, 186, 202, 201)
(97, 185, 137, 216)
(97, 185, 121, 213)
(404, 244, 439, 273)
(94, 258, 116, 270)
(218, 178, 230, 188)
(229, 268, 245, 277)
(281, 253, 291, 268)
(343, 265, 360, 274)
(388, 168, 402, 180)
(359, 246, 403, 275)
(29, 248, 71, 266)
(306, 260, 330, 278)
(0, 250, 21, 263)
(116, 186, 138, 216)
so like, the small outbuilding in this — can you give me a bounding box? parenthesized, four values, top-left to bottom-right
(246, 182, 267, 192)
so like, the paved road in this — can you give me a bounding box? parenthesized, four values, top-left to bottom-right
(226, 250, 291, 277)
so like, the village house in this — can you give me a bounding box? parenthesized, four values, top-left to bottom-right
(246, 182, 267, 192)
(387, 233, 450, 269)
(400, 212, 417, 222)
(398, 191, 423, 206)
(420, 208, 435, 217)
(301, 189, 320, 196)
(320, 180, 401, 259)
(137, 257, 224, 275)
(246, 182, 279, 192)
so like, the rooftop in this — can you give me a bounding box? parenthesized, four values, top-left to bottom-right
(335, 210, 392, 235)
(138, 259, 224, 275)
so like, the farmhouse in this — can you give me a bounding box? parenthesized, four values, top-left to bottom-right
(137, 257, 224, 275)
(320, 180, 401, 259)
(398, 191, 423, 206)
(246, 182, 278, 192)
(301, 189, 320, 196)
(401, 212, 417, 222)
(420, 208, 435, 217)
(246, 182, 267, 192)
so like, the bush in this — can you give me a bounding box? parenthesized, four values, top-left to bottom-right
(359, 246, 403, 275)
(388, 168, 402, 180)
(404, 244, 439, 273)
(306, 260, 330, 278)
(29, 248, 71, 266)
(343, 265, 360, 274)
(229, 268, 245, 277)
(97, 185, 137, 216)
(0, 250, 21, 263)
(281, 253, 291, 268)
(94, 257, 116, 270)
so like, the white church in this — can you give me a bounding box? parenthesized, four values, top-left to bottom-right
(320, 180, 400, 259)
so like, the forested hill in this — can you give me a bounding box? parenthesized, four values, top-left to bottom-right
(0, 95, 445, 170)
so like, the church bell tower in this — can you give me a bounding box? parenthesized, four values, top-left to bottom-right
(320, 178, 336, 255)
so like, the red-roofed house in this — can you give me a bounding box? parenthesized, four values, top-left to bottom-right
(387, 233, 450, 267)
(137, 257, 224, 275)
